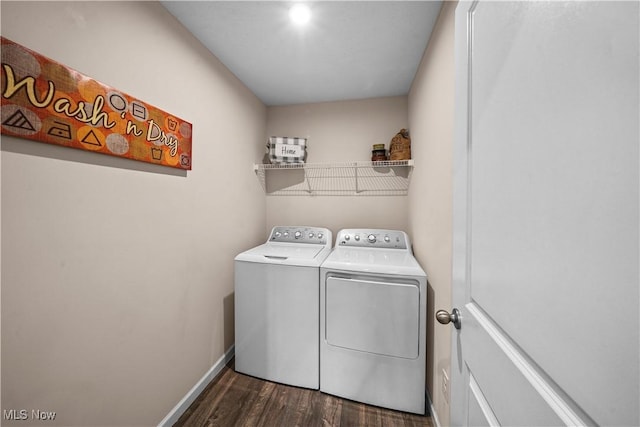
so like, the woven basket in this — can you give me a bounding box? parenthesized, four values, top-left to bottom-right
(389, 129, 411, 160)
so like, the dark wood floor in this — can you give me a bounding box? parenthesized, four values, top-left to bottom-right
(174, 359, 433, 427)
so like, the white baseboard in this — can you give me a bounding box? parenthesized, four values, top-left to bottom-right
(158, 344, 235, 427)
(426, 390, 442, 427)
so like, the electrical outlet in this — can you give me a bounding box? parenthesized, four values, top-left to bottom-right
(441, 369, 449, 401)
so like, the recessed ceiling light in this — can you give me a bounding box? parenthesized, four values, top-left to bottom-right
(289, 3, 311, 25)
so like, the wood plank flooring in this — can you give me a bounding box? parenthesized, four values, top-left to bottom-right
(174, 359, 433, 427)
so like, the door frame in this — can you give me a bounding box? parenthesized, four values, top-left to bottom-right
(450, 2, 475, 422)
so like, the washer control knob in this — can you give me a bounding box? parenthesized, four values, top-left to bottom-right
(384, 235, 390, 243)
(354, 235, 360, 241)
(283, 232, 289, 237)
(367, 234, 377, 244)
(308, 232, 315, 238)
(294, 231, 302, 239)
(345, 234, 351, 241)
(275, 231, 282, 238)
(318, 233, 324, 239)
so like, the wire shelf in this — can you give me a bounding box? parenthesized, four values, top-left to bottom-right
(253, 160, 414, 196)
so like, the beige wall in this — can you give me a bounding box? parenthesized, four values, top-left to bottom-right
(265, 97, 409, 236)
(1, 2, 266, 426)
(408, 2, 457, 426)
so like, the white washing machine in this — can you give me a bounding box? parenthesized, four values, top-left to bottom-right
(320, 229, 427, 414)
(234, 226, 332, 389)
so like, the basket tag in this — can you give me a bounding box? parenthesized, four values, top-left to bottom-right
(275, 143, 303, 157)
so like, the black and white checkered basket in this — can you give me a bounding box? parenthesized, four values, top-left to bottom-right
(267, 136, 307, 164)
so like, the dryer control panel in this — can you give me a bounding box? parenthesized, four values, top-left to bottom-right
(336, 229, 409, 250)
(269, 226, 331, 245)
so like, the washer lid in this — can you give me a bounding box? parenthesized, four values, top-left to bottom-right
(235, 242, 330, 266)
(321, 247, 426, 276)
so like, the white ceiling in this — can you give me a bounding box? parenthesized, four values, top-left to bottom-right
(161, 1, 443, 106)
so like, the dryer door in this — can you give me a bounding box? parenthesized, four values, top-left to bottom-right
(325, 276, 420, 359)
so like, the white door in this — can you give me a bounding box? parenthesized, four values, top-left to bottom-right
(446, 1, 639, 426)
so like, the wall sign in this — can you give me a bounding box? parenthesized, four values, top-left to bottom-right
(0, 37, 192, 170)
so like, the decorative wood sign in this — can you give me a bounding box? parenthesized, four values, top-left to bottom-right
(0, 37, 192, 170)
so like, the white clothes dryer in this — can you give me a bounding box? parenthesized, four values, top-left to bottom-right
(320, 229, 427, 414)
(234, 226, 332, 389)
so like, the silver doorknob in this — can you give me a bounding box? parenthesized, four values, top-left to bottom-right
(436, 308, 461, 329)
